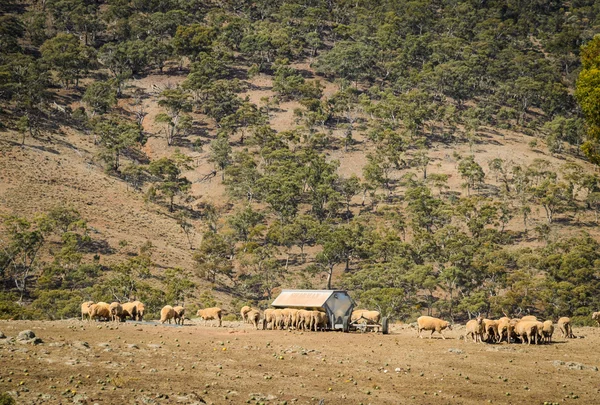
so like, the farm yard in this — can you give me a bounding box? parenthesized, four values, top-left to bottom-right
(1, 320, 599, 405)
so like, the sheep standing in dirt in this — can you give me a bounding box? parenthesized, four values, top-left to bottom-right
(81, 301, 94, 321)
(263, 309, 276, 330)
(132, 301, 146, 321)
(313, 311, 328, 331)
(592, 312, 600, 327)
(121, 302, 137, 321)
(173, 306, 185, 325)
(246, 309, 261, 329)
(109, 302, 123, 322)
(273, 309, 285, 330)
(496, 317, 511, 343)
(241, 306, 251, 323)
(281, 308, 298, 330)
(465, 316, 485, 343)
(417, 316, 452, 339)
(483, 319, 499, 343)
(197, 307, 223, 327)
(558, 317, 573, 338)
(160, 305, 176, 324)
(297, 310, 314, 331)
(90, 302, 111, 321)
(514, 321, 538, 345)
(542, 320, 554, 343)
(351, 309, 382, 332)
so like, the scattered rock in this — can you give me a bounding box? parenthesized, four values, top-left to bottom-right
(17, 330, 35, 340)
(16, 330, 42, 345)
(127, 344, 139, 349)
(448, 348, 463, 354)
(552, 360, 598, 371)
(0, 331, 5, 339)
(147, 344, 161, 349)
(72, 341, 90, 350)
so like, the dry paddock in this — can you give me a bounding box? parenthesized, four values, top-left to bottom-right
(0, 320, 599, 404)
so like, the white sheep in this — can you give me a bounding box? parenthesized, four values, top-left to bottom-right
(513, 321, 538, 345)
(240, 306, 252, 323)
(557, 317, 573, 338)
(197, 307, 223, 327)
(542, 320, 554, 343)
(173, 306, 185, 325)
(246, 309, 261, 329)
(592, 312, 600, 327)
(465, 316, 485, 343)
(109, 302, 123, 322)
(160, 305, 176, 324)
(81, 301, 94, 321)
(417, 316, 452, 339)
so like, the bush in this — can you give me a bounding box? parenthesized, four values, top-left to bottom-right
(31, 290, 82, 320)
(0, 392, 16, 405)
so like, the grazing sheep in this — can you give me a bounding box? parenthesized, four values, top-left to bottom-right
(109, 302, 123, 322)
(81, 301, 94, 321)
(313, 311, 328, 331)
(542, 320, 554, 343)
(272, 309, 285, 330)
(173, 306, 185, 325)
(514, 321, 538, 345)
(246, 309, 261, 329)
(496, 317, 511, 343)
(535, 321, 545, 344)
(89, 302, 111, 321)
(465, 316, 485, 343)
(160, 305, 176, 324)
(557, 317, 573, 338)
(263, 309, 276, 330)
(281, 308, 299, 330)
(483, 319, 499, 343)
(297, 310, 314, 331)
(241, 306, 252, 323)
(121, 302, 138, 321)
(417, 316, 452, 339)
(351, 309, 382, 332)
(592, 312, 600, 327)
(196, 307, 223, 327)
(521, 315, 538, 322)
(132, 301, 145, 321)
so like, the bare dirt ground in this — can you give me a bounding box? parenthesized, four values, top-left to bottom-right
(1, 320, 599, 404)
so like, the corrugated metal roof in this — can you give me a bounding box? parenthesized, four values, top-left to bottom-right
(271, 290, 345, 308)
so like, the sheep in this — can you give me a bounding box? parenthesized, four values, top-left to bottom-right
(535, 321, 545, 344)
(313, 311, 328, 331)
(109, 302, 123, 322)
(132, 301, 145, 321)
(121, 302, 138, 321)
(173, 306, 185, 325)
(81, 301, 94, 321)
(281, 308, 298, 330)
(240, 306, 252, 323)
(246, 309, 261, 329)
(263, 308, 276, 330)
(417, 316, 452, 339)
(465, 316, 485, 343)
(196, 307, 222, 327)
(496, 317, 511, 343)
(297, 309, 314, 331)
(89, 302, 111, 321)
(521, 315, 538, 322)
(557, 317, 573, 338)
(592, 312, 600, 327)
(160, 305, 176, 324)
(483, 319, 499, 343)
(351, 309, 382, 332)
(542, 320, 554, 343)
(272, 309, 285, 330)
(513, 321, 538, 345)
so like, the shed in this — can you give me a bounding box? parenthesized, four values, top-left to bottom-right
(271, 289, 354, 330)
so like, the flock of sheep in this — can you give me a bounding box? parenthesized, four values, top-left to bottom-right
(82, 300, 595, 345)
(417, 315, 576, 344)
(80, 301, 222, 327)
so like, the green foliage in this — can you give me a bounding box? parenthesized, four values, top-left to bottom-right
(40, 33, 94, 88)
(92, 115, 142, 172)
(147, 152, 192, 212)
(83, 81, 117, 115)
